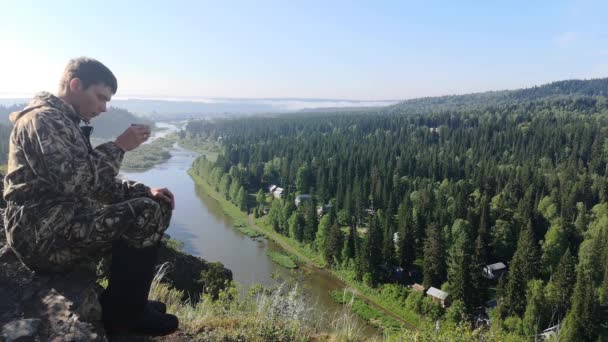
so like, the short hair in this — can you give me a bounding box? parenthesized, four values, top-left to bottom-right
(58, 57, 118, 95)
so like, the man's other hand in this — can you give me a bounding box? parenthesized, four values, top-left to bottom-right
(149, 187, 175, 209)
(114, 125, 151, 151)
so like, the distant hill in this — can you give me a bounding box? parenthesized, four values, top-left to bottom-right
(0, 104, 151, 139)
(0, 97, 398, 120)
(388, 78, 608, 113)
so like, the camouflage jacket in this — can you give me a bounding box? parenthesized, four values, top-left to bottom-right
(3, 92, 149, 247)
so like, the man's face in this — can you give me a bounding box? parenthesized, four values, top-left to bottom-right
(71, 81, 113, 123)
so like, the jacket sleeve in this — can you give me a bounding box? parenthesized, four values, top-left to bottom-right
(93, 177, 152, 204)
(21, 111, 125, 198)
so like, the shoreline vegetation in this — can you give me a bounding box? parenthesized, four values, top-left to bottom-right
(187, 167, 420, 335)
(121, 136, 174, 170)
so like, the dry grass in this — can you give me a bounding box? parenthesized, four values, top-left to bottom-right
(148, 263, 323, 341)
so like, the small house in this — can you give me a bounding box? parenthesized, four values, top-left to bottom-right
(411, 283, 425, 293)
(317, 203, 333, 216)
(269, 185, 278, 193)
(426, 287, 450, 308)
(483, 262, 507, 280)
(272, 187, 284, 199)
(540, 324, 561, 340)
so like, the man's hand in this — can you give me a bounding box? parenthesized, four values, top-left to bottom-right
(149, 187, 175, 209)
(114, 124, 151, 151)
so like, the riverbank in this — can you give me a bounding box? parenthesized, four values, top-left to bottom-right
(121, 136, 174, 170)
(188, 169, 419, 334)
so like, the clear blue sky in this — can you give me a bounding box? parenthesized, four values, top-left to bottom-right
(0, 0, 606, 100)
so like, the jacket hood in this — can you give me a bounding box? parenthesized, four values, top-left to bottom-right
(9, 92, 81, 124)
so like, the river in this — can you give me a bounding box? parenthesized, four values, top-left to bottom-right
(120, 122, 377, 337)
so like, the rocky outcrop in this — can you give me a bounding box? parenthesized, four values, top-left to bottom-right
(0, 243, 105, 341)
(0, 233, 232, 341)
(158, 241, 233, 301)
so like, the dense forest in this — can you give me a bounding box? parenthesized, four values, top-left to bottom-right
(185, 79, 608, 340)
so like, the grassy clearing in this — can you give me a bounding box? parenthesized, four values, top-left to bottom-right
(331, 290, 403, 333)
(254, 215, 326, 267)
(333, 270, 421, 328)
(267, 251, 298, 269)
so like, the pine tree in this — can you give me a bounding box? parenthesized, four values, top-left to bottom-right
(470, 238, 487, 309)
(381, 211, 396, 267)
(544, 248, 576, 318)
(256, 188, 265, 206)
(219, 173, 232, 199)
(501, 224, 540, 317)
(289, 211, 306, 242)
(303, 202, 318, 243)
(366, 214, 385, 286)
(447, 223, 474, 314)
(237, 186, 247, 211)
(342, 224, 356, 261)
(476, 195, 491, 266)
(397, 201, 415, 269)
(423, 223, 446, 288)
(541, 218, 569, 275)
(229, 179, 240, 203)
(315, 214, 331, 253)
(522, 279, 548, 338)
(561, 269, 598, 342)
(325, 223, 344, 267)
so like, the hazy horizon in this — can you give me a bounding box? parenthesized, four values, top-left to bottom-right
(1, 74, 605, 105)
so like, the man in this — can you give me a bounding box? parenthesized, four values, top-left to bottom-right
(3, 57, 179, 336)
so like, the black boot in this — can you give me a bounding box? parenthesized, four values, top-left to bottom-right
(100, 239, 178, 336)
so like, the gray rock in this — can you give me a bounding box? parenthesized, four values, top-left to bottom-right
(1, 318, 41, 342)
(1, 234, 231, 341)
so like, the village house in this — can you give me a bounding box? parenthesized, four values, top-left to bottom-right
(410, 283, 425, 293)
(268, 185, 284, 199)
(483, 262, 507, 280)
(426, 287, 450, 308)
(273, 187, 284, 198)
(317, 203, 333, 216)
(540, 324, 561, 340)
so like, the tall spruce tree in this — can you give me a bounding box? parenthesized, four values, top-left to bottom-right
(423, 223, 446, 288)
(325, 223, 344, 267)
(447, 222, 475, 314)
(522, 279, 549, 338)
(397, 201, 416, 269)
(560, 269, 598, 342)
(382, 211, 396, 267)
(544, 248, 576, 318)
(343, 224, 356, 262)
(501, 224, 540, 317)
(366, 213, 385, 286)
